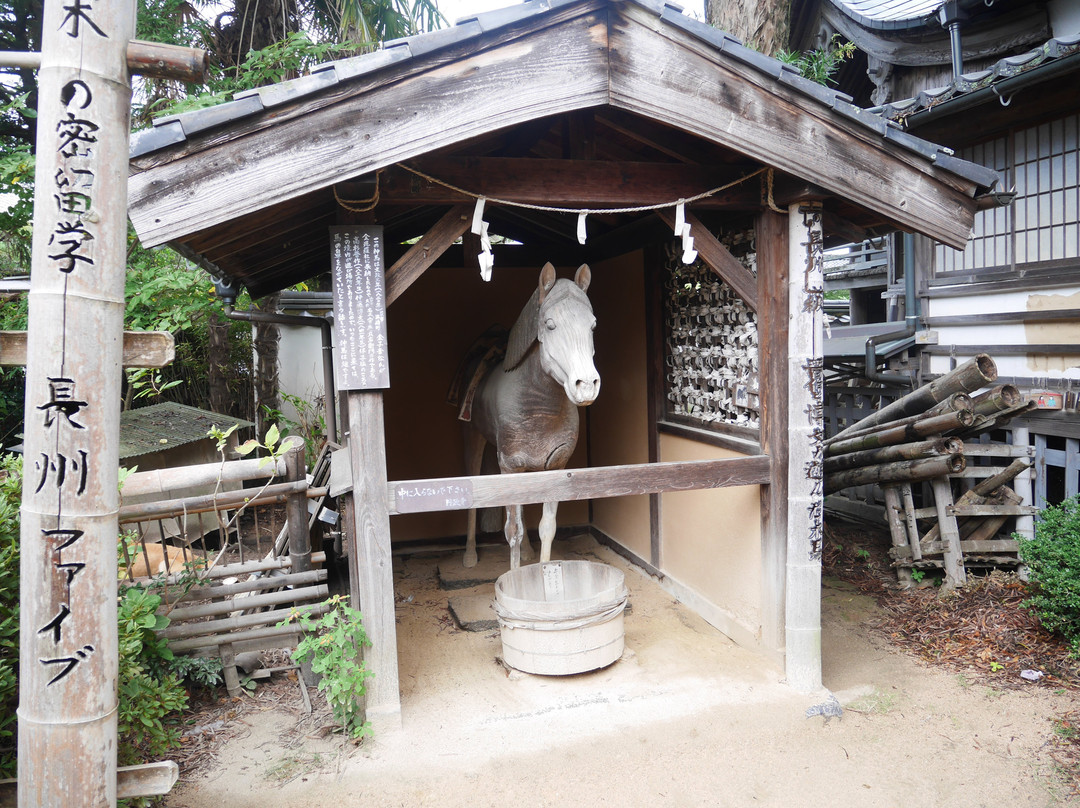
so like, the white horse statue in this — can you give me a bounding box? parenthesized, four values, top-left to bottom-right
(449, 263, 600, 569)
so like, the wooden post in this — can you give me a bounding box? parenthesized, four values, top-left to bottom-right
(882, 486, 915, 588)
(784, 202, 824, 691)
(345, 392, 401, 730)
(931, 477, 966, 587)
(1011, 426, 1035, 542)
(756, 209, 788, 662)
(18, 1, 134, 805)
(331, 225, 401, 730)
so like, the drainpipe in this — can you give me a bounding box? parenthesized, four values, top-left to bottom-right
(864, 234, 919, 386)
(215, 279, 339, 446)
(939, 0, 967, 81)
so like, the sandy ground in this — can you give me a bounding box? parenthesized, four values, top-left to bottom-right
(166, 534, 1078, 807)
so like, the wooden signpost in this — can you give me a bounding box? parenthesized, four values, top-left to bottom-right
(17, 2, 135, 805)
(331, 225, 401, 729)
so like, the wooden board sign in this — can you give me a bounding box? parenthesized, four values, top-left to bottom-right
(331, 225, 390, 390)
(393, 480, 474, 513)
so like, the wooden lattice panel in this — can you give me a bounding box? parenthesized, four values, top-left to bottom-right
(663, 237, 759, 428)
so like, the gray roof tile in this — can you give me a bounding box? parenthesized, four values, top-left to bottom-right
(129, 120, 186, 158)
(313, 45, 414, 80)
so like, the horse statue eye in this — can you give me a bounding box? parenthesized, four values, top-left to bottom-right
(545, 318, 556, 331)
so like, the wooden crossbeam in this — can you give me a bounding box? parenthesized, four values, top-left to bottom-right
(384, 204, 472, 306)
(0, 330, 174, 368)
(385, 455, 772, 515)
(656, 209, 759, 311)
(364, 159, 759, 208)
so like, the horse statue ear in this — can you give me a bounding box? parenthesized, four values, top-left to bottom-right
(574, 264, 591, 293)
(538, 262, 557, 304)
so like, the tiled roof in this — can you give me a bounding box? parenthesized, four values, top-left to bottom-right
(831, 0, 942, 29)
(877, 34, 1080, 122)
(128, 0, 1000, 194)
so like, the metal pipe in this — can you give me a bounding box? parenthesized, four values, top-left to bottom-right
(221, 298, 338, 446)
(938, 0, 967, 81)
(863, 233, 920, 386)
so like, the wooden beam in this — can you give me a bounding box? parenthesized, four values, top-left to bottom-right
(1, 331, 174, 368)
(386, 455, 772, 515)
(129, 15, 611, 247)
(612, 6, 979, 249)
(349, 159, 760, 208)
(384, 204, 471, 306)
(656, 209, 759, 311)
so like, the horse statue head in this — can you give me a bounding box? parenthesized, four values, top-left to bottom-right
(504, 262, 600, 406)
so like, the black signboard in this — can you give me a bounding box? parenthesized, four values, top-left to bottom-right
(331, 226, 390, 390)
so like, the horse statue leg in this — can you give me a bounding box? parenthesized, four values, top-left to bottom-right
(462, 426, 486, 568)
(539, 500, 558, 562)
(505, 503, 525, 570)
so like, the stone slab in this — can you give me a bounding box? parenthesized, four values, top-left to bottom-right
(447, 591, 498, 632)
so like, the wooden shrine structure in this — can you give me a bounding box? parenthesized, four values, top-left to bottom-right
(126, 0, 1006, 727)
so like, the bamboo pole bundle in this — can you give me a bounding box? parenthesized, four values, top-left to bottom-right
(970, 384, 1021, 417)
(826, 410, 974, 456)
(824, 454, 965, 495)
(823, 438, 963, 473)
(828, 393, 973, 445)
(831, 354, 996, 440)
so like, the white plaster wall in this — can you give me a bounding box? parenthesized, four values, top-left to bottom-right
(1049, 0, 1080, 37)
(278, 323, 328, 425)
(926, 285, 1080, 381)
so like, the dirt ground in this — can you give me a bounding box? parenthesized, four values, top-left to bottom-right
(164, 533, 1079, 807)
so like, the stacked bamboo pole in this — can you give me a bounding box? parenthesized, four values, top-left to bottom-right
(825, 355, 1036, 587)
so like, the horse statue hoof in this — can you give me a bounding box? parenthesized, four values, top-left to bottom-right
(463, 549, 478, 568)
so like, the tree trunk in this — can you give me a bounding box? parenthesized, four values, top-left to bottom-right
(706, 0, 791, 56)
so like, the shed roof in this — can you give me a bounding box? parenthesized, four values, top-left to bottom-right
(119, 402, 252, 461)
(127, 0, 1006, 298)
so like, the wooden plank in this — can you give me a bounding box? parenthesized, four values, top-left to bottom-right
(756, 208, 789, 654)
(893, 538, 1021, 560)
(346, 391, 401, 730)
(882, 486, 915, 586)
(931, 476, 967, 587)
(961, 442, 1035, 458)
(367, 158, 757, 207)
(1, 330, 174, 368)
(643, 245, 665, 568)
(948, 504, 1038, 517)
(386, 455, 772, 515)
(609, 8, 978, 249)
(656, 208, 758, 311)
(384, 204, 471, 306)
(129, 16, 611, 247)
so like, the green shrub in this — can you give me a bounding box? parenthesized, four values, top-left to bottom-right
(282, 596, 373, 740)
(1019, 495, 1080, 654)
(0, 453, 21, 778)
(116, 586, 189, 766)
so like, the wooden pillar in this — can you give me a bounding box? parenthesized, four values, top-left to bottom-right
(345, 392, 401, 730)
(18, 1, 135, 805)
(756, 210, 788, 662)
(784, 203, 824, 691)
